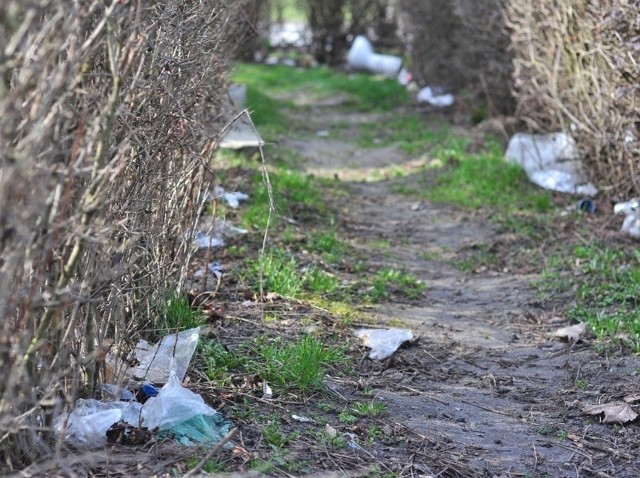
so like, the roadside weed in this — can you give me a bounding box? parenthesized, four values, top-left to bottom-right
(258, 335, 345, 393)
(368, 268, 425, 301)
(161, 293, 204, 330)
(262, 419, 299, 448)
(304, 268, 340, 295)
(309, 229, 347, 263)
(540, 244, 640, 350)
(201, 340, 246, 385)
(351, 401, 388, 417)
(338, 409, 358, 424)
(423, 140, 552, 214)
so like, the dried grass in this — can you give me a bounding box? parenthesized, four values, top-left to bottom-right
(505, 0, 640, 195)
(0, 0, 246, 471)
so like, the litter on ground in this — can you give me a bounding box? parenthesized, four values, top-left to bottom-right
(613, 198, 640, 238)
(505, 132, 598, 196)
(416, 86, 454, 107)
(347, 35, 403, 78)
(355, 328, 414, 360)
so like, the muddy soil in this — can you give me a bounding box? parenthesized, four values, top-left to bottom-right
(282, 103, 640, 477)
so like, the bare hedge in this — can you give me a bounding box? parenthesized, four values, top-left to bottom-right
(0, 0, 242, 470)
(298, 0, 401, 65)
(506, 0, 640, 195)
(398, 0, 514, 117)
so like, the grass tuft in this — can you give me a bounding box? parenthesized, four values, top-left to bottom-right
(258, 335, 345, 393)
(423, 140, 552, 214)
(161, 293, 205, 330)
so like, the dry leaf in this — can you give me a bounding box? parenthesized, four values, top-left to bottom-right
(324, 424, 337, 437)
(583, 402, 638, 423)
(623, 394, 640, 404)
(554, 322, 587, 343)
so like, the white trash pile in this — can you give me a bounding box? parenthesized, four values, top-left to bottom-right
(56, 327, 231, 447)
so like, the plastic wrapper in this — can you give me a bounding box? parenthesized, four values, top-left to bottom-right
(355, 328, 414, 360)
(133, 327, 201, 383)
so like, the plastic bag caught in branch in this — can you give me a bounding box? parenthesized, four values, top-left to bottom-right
(133, 327, 201, 383)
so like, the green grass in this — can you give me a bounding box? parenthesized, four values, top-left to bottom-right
(359, 115, 448, 154)
(201, 334, 345, 395)
(367, 268, 426, 301)
(262, 418, 299, 448)
(540, 244, 640, 350)
(243, 247, 343, 299)
(232, 63, 409, 116)
(201, 340, 246, 386)
(309, 229, 348, 263)
(248, 248, 304, 297)
(304, 268, 340, 295)
(421, 139, 553, 214)
(351, 401, 388, 417)
(242, 169, 324, 230)
(160, 293, 205, 330)
(258, 335, 345, 393)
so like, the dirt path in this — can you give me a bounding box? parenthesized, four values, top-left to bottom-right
(282, 105, 640, 476)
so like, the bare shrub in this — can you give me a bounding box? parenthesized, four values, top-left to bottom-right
(0, 0, 243, 470)
(398, 0, 514, 118)
(298, 0, 401, 65)
(506, 0, 640, 195)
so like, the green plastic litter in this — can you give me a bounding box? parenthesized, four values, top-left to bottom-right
(161, 414, 232, 447)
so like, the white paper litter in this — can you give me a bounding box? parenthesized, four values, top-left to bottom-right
(355, 328, 414, 360)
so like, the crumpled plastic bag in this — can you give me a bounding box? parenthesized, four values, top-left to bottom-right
(347, 35, 402, 78)
(212, 186, 249, 209)
(614, 198, 640, 238)
(416, 87, 454, 107)
(55, 399, 143, 447)
(133, 327, 201, 383)
(505, 132, 598, 196)
(355, 328, 414, 360)
(141, 374, 230, 446)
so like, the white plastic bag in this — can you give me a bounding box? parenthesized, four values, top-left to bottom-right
(347, 35, 402, 78)
(133, 327, 201, 383)
(614, 198, 640, 238)
(416, 87, 454, 107)
(141, 375, 217, 430)
(505, 133, 598, 196)
(355, 328, 413, 360)
(55, 399, 143, 447)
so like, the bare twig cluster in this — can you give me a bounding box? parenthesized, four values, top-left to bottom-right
(397, 0, 514, 116)
(298, 0, 401, 65)
(505, 0, 640, 195)
(0, 0, 249, 470)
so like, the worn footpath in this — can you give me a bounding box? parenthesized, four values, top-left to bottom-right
(279, 96, 640, 477)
